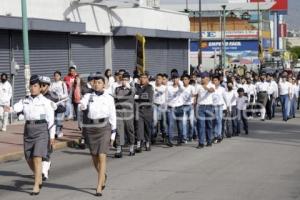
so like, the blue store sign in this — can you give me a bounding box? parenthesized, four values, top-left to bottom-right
(191, 40, 259, 52)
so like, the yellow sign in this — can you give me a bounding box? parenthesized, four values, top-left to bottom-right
(136, 34, 146, 75)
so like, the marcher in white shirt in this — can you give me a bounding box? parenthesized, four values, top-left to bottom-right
(246, 78, 256, 118)
(195, 72, 215, 148)
(290, 77, 298, 118)
(0, 73, 12, 132)
(152, 73, 167, 143)
(181, 74, 197, 143)
(256, 73, 270, 120)
(166, 73, 184, 147)
(212, 75, 226, 143)
(224, 81, 238, 137)
(80, 74, 116, 196)
(236, 88, 249, 135)
(279, 74, 292, 121)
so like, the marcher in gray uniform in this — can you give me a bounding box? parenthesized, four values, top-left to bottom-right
(134, 72, 154, 153)
(114, 72, 135, 158)
(80, 74, 116, 197)
(12, 75, 56, 195)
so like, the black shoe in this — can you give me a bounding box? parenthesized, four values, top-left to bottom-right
(30, 191, 40, 196)
(129, 151, 135, 156)
(114, 152, 123, 158)
(145, 146, 151, 151)
(136, 147, 142, 153)
(217, 138, 222, 143)
(206, 143, 212, 147)
(166, 142, 174, 147)
(245, 130, 248, 135)
(197, 144, 204, 149)
(42, 174, 47, 181)
(95, 192, 102, 197)
(176, 142, 182, 146)
(212, 138, 218, 144)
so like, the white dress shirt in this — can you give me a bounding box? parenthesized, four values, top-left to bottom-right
(181, 85, 196, 106)
(166, 85, 184, 107)
(256, 81, 270, 92)
(13, 94, 56, 139)
(80, 92, 117, 131)
(0, 81, 12, 106)
(50, 81, 68, 100)
(224, 89, 238, 111)
(196, 82, 215, 105)
(153, 84, 167, 105)
(212, 85, 226, 106)
(279, 81, 292, 96)
(236, 96, 248, 110)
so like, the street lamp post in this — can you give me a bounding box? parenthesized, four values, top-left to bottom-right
(21, 0, 31, 95)
(221, 5, 227, 69)
(198, 0, 202, 67)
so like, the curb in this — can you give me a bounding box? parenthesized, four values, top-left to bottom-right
(0, 139, 80, 164)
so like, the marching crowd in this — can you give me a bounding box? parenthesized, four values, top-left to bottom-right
(1, 65, 300, 196)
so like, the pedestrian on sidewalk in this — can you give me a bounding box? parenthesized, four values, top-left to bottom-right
(12, 75, 56, 195)
(63, 66, 77, 120)
(80, 73, 116, 196)
(0, 73, 12, 132)
(50, 71, 68, 138)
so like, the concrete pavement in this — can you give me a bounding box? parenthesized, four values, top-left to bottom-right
(0, 117, 300, 200)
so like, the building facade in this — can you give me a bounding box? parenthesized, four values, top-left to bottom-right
(0, 0, 194, 103)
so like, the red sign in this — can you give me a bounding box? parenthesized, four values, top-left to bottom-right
(279, 23, 287, 37)
(271, 0, 288, 11)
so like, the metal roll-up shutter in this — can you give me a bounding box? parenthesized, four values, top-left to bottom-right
(145, 38, 168, 76)
(167, 39, 189, 75)
(11, 31, 69, 102)
(30, 32, 69, 77)
(0, 31, 10, 74)
(112, 37, 136, 73)
(11, 32, 26, 103)
(71, 35, 105, 75)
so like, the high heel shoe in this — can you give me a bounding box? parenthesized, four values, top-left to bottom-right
(30, 191, 40, 196)
(95, 192, 102, 197)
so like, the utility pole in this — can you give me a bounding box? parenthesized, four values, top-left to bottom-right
(198, 0, 202, 67)
(221, 5, 227, 69)
(21, 0, 31, 95)
(257, 1, 263, 64)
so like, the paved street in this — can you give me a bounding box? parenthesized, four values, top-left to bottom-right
(0, 117, 300, 200)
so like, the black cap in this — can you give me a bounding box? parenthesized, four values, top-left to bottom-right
(30, 75, 40, 85)
(237, 88, 244, 93)
(171, 72, 180, 79)
(122, 72, 131, 79)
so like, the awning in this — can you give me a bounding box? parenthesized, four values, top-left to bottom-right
(112, 26, 198, 39)
(0, 16, 86, 33)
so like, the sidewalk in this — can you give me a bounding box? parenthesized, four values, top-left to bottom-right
(0, 121, 82, 163)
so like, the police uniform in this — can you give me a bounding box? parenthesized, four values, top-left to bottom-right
(134, 81, 154, 152)
(80, 86, 117, 155)
(13, 75, 56, 160)
(114, 72, 135, 158)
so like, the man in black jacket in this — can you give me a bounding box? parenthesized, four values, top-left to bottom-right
(134, 72, 154, 153)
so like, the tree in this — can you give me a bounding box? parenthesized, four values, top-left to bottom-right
(290, 46, 300, 59)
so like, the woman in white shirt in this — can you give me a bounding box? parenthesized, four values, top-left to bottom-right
(80, 74, 116, 197)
